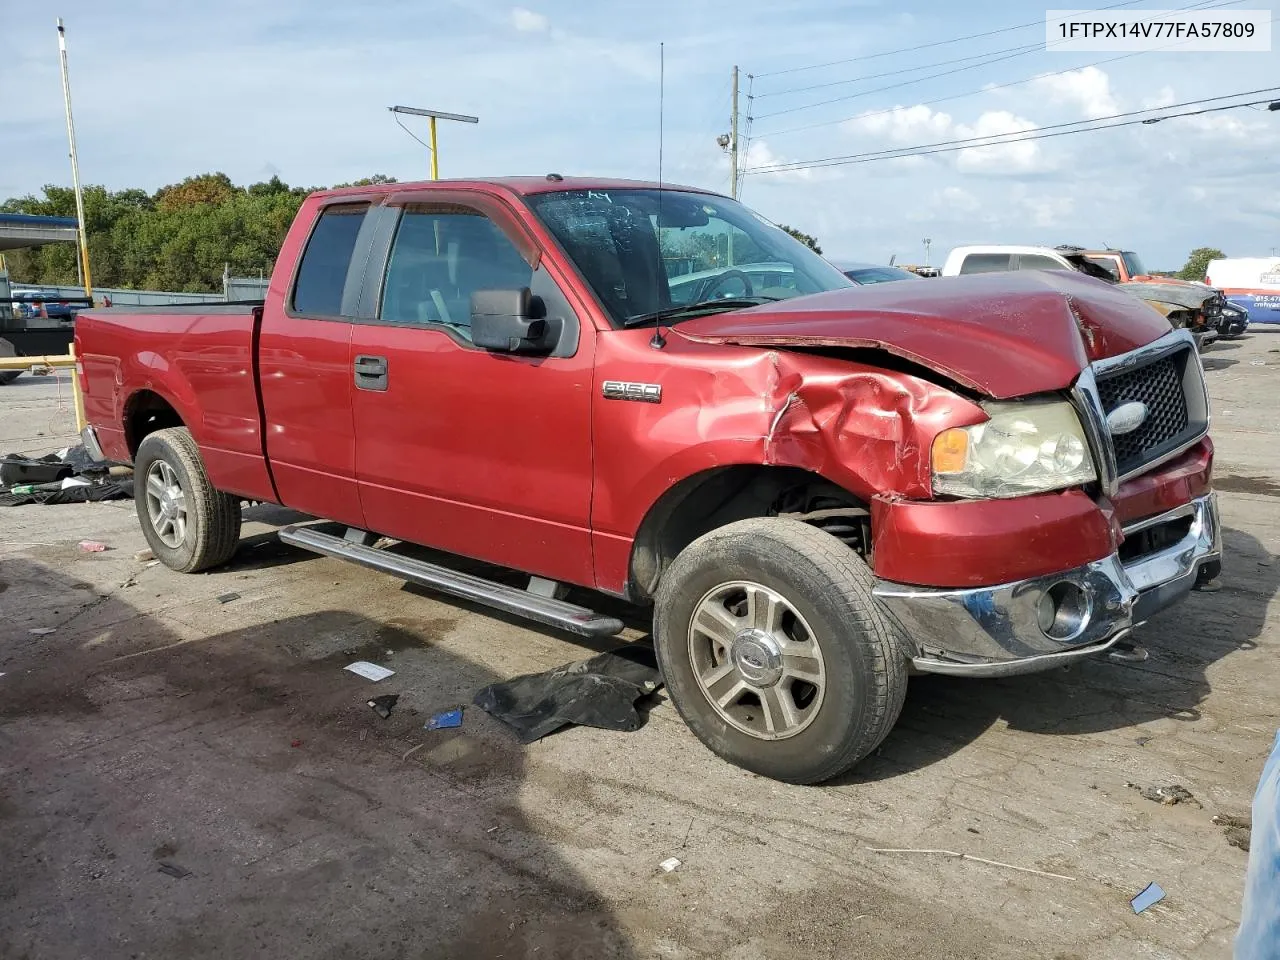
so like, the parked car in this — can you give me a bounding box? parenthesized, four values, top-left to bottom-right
(828, 261, 925, 285)
(75, 177, 1220, 785)
(940, 244, 1223, 349)
(1217, 300, 1250, 338)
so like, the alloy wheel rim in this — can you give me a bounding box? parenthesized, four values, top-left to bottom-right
(145, 460, 187, 549)
(687, 580, 827, 741)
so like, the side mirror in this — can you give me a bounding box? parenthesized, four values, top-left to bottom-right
(471, 288, 549, 354)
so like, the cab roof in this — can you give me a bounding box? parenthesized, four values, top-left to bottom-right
(313, 176, 719, 201)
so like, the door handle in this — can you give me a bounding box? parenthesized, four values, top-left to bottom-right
(354, 354, 388, 391)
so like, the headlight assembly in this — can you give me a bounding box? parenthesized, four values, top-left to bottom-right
(931, 399, 1096, 499)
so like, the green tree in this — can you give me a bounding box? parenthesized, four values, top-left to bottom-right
(1, 174, 391, 293)
(1178, 247, 1225, 282)
(778, 225, 822, 254)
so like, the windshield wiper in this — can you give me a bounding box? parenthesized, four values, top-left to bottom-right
(621, 296, 781, 329)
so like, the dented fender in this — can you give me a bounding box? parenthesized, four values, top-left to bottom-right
(588, 331, 987, 594)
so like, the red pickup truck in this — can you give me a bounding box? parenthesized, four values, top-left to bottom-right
(75, 177, 1220, 784)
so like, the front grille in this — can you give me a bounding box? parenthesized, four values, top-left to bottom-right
(1096, 348, 1194, 475)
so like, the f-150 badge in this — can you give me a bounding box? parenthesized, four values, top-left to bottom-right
(602, 381, 662, 403)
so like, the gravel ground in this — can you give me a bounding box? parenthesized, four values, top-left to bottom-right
(2, 330, 1278, 959)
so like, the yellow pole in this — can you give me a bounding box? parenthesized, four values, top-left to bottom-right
(57, 19, 93, 301)
(69, 341, 85, 431)
(429, 116, 439, 180)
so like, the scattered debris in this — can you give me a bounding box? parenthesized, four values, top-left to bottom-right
(290, 739, 302, 748)
(866, 848, 1076, 882)
(146, 560, 160, 568)
(658, 857, 682, 873)
(486, 826, 500, 834)
(682, 817, 695, 848)
(134, 548, 155, 563)
(1131, 882, 1166, 914)
(1214, 813, 1251, 828)
(344, 661, 395, 682)
(400, 743, 426, 763)
(156, 862, 192, 880)
(1225, 827, 1252, 852)
(1214, 814, 1252, 851)
(472, 643, 663, 743)
(28, 627, 56, 636)
(1135, 736, 1152, 746)
(216, 592, 240, 604)
(367, 694, 399, 719)
(966, 827, 981, 835)
(1, 445, 132, 507)
(426, 708, 464, 731)
(78, 541, 109, 553)
(1250, 359, 1266, 366)
(1127, 782, 1201, 807)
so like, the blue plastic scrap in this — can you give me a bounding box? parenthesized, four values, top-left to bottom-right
(1131, 882, 1166, 914)
(426, 708, 463, 731)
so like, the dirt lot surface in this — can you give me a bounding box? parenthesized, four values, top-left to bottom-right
(2, 333, 1278, 959)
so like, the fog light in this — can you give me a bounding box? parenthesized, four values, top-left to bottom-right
(1036, 581, 1091, 642)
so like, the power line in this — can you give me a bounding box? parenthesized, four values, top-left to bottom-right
(753, 0, 1143, 78)
(753, 2, 1263, 139)
(744, 87, 1280, 175)
(752, 0, 1245, 121)
(756, 42, 1041, 100)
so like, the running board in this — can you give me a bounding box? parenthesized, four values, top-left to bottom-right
(278, 524, 624, 638)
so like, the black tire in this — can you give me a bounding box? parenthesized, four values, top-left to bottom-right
(0, 371, 20, 385)
(134, 427, 242, 573)
(653, 518, 909, 785)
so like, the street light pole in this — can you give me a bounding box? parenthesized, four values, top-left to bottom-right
(388, 106, 479, 180)
(56, 18, 92, 299)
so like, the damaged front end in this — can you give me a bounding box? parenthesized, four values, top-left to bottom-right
(663, 277, 1218, 678)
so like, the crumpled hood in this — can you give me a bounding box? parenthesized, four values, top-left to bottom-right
(1120, 281, 1217, 311)
(676, 270, 1173, 399)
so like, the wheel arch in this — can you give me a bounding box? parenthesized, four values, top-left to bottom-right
(627, 464, 870, 602)
(123, 388, 189, 458)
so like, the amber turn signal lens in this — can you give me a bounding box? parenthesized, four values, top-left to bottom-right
(931, 428, 969, 474)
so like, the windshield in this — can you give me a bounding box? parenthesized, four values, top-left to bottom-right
(846, 266, 922, 284)
(1121, 251, 1147, 277)
(525, 189, 852, 326)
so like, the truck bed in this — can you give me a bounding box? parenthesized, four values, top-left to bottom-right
(75, 301, 276, 502)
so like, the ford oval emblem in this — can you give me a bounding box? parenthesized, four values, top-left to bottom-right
(1106, 401, 1148, 436)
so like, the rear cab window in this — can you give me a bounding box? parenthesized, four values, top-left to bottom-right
(291, 203, 370, 316)
(1016, 254, 1072, 272)
(958, 253, 1013, 274)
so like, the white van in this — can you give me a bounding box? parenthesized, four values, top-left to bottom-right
(1205, 258, 1280, 324)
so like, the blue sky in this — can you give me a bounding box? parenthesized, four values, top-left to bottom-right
(3, 0, 1278, 269)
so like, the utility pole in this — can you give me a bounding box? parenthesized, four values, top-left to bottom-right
(730, 65, 740, 199)
(57, 18, 92, 299)
(388, 106, 479, 180)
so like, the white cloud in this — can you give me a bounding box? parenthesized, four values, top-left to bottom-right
(509, 7, 548, 32)
(843, 105, 1045, 173)
(1143, 86, 1177, 110)
(953, 111, 1043, 173)
(740, 139, 817, 182)
(1032, 66, 1119, 119)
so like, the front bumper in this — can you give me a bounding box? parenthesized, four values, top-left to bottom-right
(872, 492, 1221, 677)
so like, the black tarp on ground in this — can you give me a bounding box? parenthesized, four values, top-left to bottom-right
(473, 643, 664, 743)
(0, 444, 133, 507)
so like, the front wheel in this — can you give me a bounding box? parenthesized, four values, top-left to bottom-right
(653, 518, 909, 784)
(134, 427, 242, 573)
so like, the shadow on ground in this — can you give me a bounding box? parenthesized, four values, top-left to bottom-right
(0, 559, 639, 960)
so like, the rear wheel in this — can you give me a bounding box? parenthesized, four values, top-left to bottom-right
(654, 518, 909, 784)
(0, 371, 20, 385)
(134, 427, 242, 573)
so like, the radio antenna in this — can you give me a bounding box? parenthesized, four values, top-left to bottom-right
(650, 41, 667, 350)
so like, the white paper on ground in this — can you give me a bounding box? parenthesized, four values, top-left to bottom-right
(61, 477, 91, 489)
(344, 661, 395, 682)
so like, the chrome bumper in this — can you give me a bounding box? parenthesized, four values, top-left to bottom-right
(872, 493, 1221, 678)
